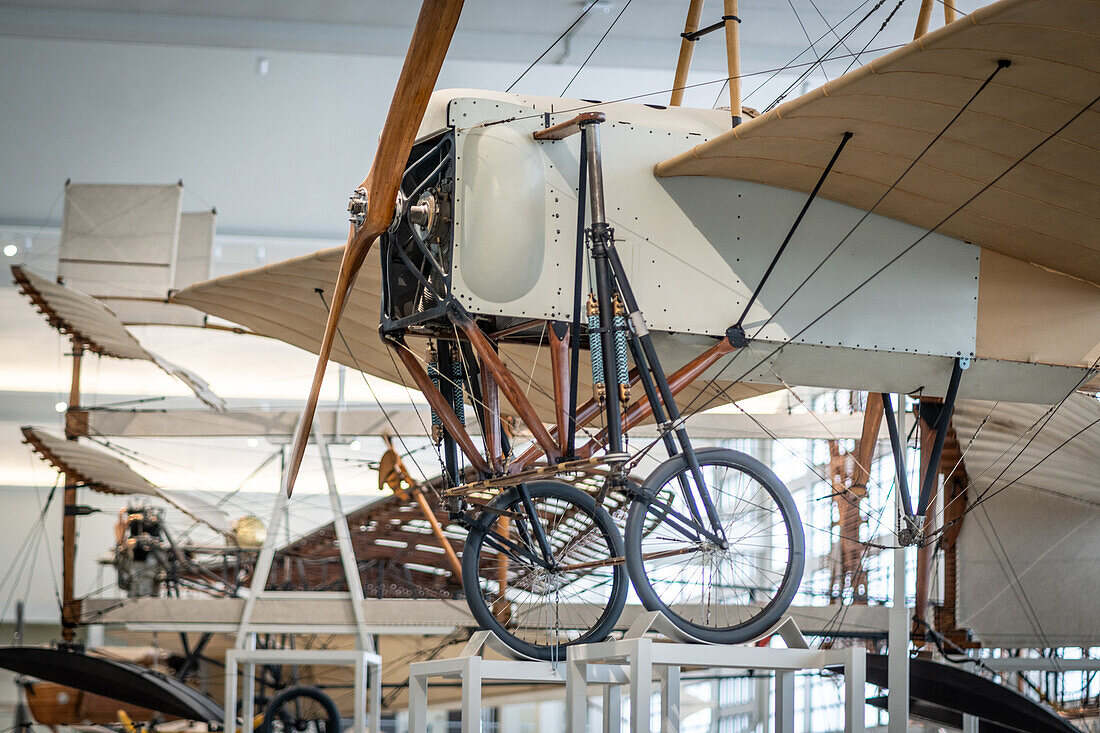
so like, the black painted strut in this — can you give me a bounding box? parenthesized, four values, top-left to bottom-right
(734, 131, 853, 332)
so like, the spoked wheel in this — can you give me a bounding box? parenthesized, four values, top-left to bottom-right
(259, 685, 341, 733)
(462, 480, 628, 661)
(625, 447, 805, 644)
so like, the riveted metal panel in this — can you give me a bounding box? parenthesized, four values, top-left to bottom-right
(447, 95, 978, 362)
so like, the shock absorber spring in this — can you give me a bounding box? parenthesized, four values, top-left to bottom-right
(586, 293, 606, 404)
(613, 294, 630, 405)
(427, 344, 443, 444)
(450, 344, 466, 427)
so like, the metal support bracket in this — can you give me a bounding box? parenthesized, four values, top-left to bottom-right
(880, 356, 967, 545)
(681, 15, 740, 42)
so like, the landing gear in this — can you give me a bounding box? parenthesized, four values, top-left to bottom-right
(626, 448, 805, 644)
(461, 481, 627, 661)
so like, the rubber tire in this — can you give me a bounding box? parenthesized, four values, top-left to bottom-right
(259, 685, 341, 733)
(625, 447, 806, 644)
(462, 481, 628, 661)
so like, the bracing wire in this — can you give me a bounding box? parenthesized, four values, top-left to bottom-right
(739, 0, 877, 107)
(786, 0, 829, 83)
(561, 0, 636, 97)
(840, 0, 908, 75)
(763, 0, 890, 112)
(506, 0, 601, 92)
(666, 87, 1100, 438)
(314, 289, 434, 482)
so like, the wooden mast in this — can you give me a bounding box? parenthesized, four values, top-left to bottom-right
(723, 0, 742, 126)
(670, 0, 741, 124)
(943, 0, 957, 23)
(670, 0, 705, 106)
(61, 341, 83, 641)
(914, 0, 934, 38)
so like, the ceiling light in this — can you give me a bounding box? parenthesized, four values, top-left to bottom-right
(246, 437, 259, 448)
(349, 439, 362, 451)
(54, 401, 67, 413)
(3, 244, 17, 257)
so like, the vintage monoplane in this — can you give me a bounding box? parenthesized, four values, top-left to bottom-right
(175, 0, 1100, 661)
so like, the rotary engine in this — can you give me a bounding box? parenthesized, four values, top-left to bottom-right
(113, 505, 168, 598)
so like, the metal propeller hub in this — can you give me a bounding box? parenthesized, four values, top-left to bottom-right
(347, 187, 368, 228)
(406, 188, 451, 243)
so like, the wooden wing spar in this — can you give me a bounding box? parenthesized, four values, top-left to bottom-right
(655, 0, 1100, 285)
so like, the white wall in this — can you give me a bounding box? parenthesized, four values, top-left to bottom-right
(0, 34, 790, 239)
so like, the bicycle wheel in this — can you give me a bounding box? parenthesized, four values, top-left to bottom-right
(462, 480, 627, 661)
(259, 685, 341, 733)
(625, 447, 805, 644)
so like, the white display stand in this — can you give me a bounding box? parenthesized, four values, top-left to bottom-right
(408, 612, 866, 733)
(407, 630, 629, 733)
(225, 423, 383, 733)
(225, 647, 382, 733)
(565, 612, 867, 733)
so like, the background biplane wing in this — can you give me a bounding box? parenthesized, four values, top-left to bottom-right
(656, 0, 1100, 285)
(22, 426, 230, 535)
(13, 265, 227, 411)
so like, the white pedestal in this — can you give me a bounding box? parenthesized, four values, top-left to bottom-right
(224, 648, 382, 733)
(565, 614, 866, 733)
(407, 631, 628, 733)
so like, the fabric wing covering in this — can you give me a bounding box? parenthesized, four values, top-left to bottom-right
(173, 247, 776, 424)
(655, 0, 1100, 286)
(12, 265, 226, 411)
(58, 183, 183, 299)
(21, 426, 229, 535)
(106, 210, 216, 327)
(952, 394, 1100, 647)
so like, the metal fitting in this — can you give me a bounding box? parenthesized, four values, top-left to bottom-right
(347, 187, 368, 227)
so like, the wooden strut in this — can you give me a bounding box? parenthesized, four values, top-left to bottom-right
(480, 361, 505, 474)
(670, 0, 706, 106)
(412, 489, 463, 581)
(914, 0, 935, 38)
(387, 336, 490, 475)
(493, 517, 511, 622)
(62, 343, 83, 641)
(511, 369, 642, 472)
(380, 435, 463, 581)
(548, 324, 571, 455)
(723, 0, 742, 126)
(454, 313, 562, 462)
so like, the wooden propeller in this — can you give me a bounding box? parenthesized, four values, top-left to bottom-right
(285, 0, 465, 496)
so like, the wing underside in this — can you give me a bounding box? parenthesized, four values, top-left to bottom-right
(656, 0, 1100, 286)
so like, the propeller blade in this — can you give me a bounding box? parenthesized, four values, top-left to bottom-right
(284, 0, 464, 497)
